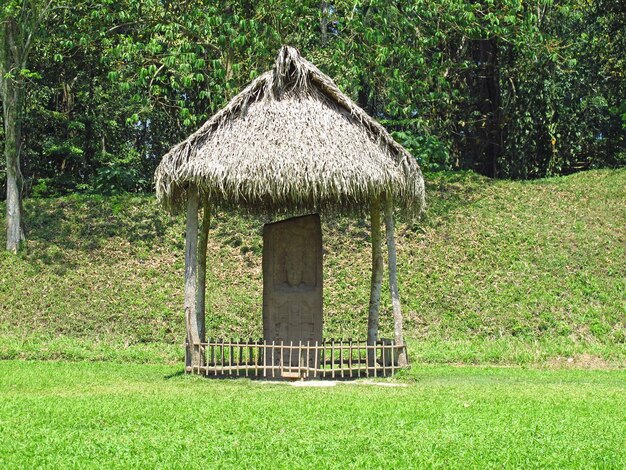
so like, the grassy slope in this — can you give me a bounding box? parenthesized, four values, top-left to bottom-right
(0, 361, 624, 468)
(0, 169, 624, 365)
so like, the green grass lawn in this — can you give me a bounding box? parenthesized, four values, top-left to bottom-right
(0, 169, 624, 365)
(0, 361, 624, 469)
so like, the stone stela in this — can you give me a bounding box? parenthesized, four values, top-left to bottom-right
(262, 214, 323, 364)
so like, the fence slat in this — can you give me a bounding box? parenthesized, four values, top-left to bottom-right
(330, 339, 335, 379)
(339, 339, 344, 379)
(382, 342, 387, 377)
(348, 339, 353, 379)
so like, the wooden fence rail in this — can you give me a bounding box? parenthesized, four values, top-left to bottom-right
(185, 338, 407, 379)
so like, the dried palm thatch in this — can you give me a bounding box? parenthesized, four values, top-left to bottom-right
(155, 46, 425, 215)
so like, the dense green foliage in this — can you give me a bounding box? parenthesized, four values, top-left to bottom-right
(1, 361, 624, 468)
(1, 169, 623, 365)
(1, 0, 625, 199)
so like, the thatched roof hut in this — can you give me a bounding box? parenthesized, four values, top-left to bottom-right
(156, 46, 425, 374)
(156, 46, 424, 215)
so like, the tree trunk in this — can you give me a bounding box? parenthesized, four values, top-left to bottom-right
(184, 188, 200, 369)
(1, 4, 54, 252)
(367, 197, 383, 366)
(3, 87, 24, 253)
(196, 196, 210, 344)
(1, 19, 25, 253)
(384, 196, 407, 367)
(320, 1, 329, 46)
(473, 38, 502, 177)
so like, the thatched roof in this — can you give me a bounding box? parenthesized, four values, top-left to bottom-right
(155, 46, 425, 215)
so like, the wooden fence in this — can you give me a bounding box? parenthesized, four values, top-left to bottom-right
(186, 338, 407, 379)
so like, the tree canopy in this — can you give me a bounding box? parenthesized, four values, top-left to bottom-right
(1, 0, 624, 201)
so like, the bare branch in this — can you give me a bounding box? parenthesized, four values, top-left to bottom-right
(21, 0, 56, 68)
(148, 63, 166, 96)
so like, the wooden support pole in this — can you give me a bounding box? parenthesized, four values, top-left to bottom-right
(384, 195, 407, 367)
(367, 197, 383, 366)
(184, 187, 199, 368)
(196, 196, 210, 343)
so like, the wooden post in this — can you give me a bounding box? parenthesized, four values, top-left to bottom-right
(184, 187, 199, 369)
(196, 196, 210, 343)
(367, 197, 383, 367)
(384, 195, 407, 367)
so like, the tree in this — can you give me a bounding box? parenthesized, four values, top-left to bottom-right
(2, 0, 624, 208)
(1, 1, 55, 252)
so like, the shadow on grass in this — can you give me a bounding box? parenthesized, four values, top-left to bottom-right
(163, 369, 186, 380)
(6, 194, 174, 271)
(0, 171, 493, 270)
(417, 171, 494, 227)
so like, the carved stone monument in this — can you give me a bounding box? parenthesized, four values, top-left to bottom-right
(263, 214, 323, 354)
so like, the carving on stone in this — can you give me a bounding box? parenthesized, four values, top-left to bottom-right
(272, 230, 317, 291)
(263, 214, 323, 369)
